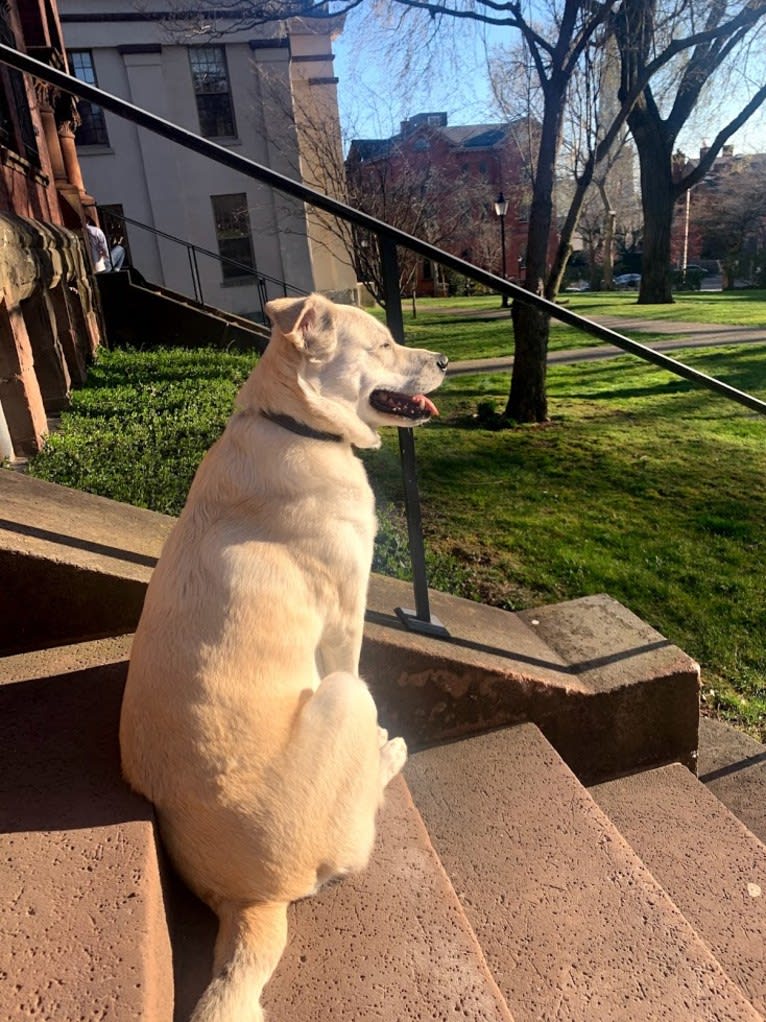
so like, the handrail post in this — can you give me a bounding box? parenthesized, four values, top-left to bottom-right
(187, 246, 201, 304)
(379, 236, 449, 638)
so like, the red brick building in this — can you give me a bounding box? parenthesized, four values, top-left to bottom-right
(346, 112, 536, 296)
(671, 145, 766, 285)
(0, 0, 102, 460)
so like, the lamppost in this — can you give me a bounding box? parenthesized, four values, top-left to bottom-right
(494, 192, 509, 307)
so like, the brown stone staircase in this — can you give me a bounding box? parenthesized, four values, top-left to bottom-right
(96, 267, 271, 353)
(1, 470, 764, 1021)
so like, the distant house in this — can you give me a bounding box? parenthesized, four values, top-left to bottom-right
(0, 0, 102, 459)
(672, 145, 766, 286)
(58, 3, 358, 317)
(346, 112, 536, 296)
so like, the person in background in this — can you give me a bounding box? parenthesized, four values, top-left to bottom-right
(85, 211, 109, 273)
(109, 235, 126, 270)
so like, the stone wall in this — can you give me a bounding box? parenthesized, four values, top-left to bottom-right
(0, 211, 102, 459)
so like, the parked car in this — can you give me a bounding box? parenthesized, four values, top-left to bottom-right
(614, 273, 641, 289)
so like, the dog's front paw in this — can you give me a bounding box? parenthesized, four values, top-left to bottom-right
(380, 735, 407, 787)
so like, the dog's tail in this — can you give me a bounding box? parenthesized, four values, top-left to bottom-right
(190, 900, 289, 1022)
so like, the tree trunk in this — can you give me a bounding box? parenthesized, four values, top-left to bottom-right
(636, 167, 676, 303)
(628, 106, 677, 303)
(506, 300, 549, 421)
(505, 88, 562, 423)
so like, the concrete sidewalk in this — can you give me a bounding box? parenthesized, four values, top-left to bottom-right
(449, 315, 766, 376)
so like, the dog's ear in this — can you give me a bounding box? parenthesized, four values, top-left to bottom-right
(266, 294, 337, 359)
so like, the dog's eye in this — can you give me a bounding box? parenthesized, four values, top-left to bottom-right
(380, 341, 392, 350)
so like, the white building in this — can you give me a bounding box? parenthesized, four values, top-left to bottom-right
(59, 2, 357, 319)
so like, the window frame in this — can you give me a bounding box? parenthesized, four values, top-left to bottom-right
(211, 192, 257, 282)
(0, 6, 41, 168)
(67, 49, 110, 148)
(188, 46, 237, 140)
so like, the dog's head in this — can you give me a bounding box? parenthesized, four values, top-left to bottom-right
(243, 293, 448, 449)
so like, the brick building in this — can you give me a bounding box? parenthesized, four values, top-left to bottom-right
(346, 112, 536, 296)
(672, 145, 766, 286)
(0, 0, 102, 459)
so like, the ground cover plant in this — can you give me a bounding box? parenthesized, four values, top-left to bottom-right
(30, 347, 256, 514)
(27, 304, 766, 739)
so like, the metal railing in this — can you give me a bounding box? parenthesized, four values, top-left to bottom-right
(98, 207, 303, 319)
(3, 42, 766, 637)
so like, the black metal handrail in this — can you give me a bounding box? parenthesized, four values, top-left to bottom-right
(99, 207, 303, 316)
(3, 42, 765, 636)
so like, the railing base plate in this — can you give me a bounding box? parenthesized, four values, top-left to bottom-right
(395, 607, 451, 639)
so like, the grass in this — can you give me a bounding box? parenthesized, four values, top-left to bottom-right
(373, 289, 766, 362)
(567, 288, 766, 326)
(26, 297, 766, 740)
(30, 347, 256, 514)
(365, 346, 766, 738)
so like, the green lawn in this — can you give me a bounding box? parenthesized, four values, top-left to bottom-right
(366, 346, 766, 738)
(26, 300, 766, 740)
(370, 289, 766, 362)
(568, 289, 766, 326)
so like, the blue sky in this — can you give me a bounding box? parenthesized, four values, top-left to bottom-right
(332, 8, 766, 157)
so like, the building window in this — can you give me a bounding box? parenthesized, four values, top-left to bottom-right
(68, 50, 109, 147)
(0, 6, 40, 167)
(189, 46, 236, 139)
(211, 193, 255, 280)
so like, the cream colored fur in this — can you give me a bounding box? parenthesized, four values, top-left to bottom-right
(119, 293, 447, 1022)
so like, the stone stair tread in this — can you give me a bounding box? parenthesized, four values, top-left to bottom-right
(174, 774, 516, 1021)
(590, 762, 766, 1014)
(405, 723, 762, 1022)
(0, 469, 173, 581)
(0, 637, 172, 1020)
(265, 774, 515, 1021)
(365, 577, 699, 781)
(698, 716, 766, 845)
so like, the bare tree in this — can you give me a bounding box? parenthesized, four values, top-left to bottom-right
(615, 0, 766, 302)
(694, 153, 766, 288)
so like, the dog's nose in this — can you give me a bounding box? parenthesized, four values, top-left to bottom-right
(436, 353, 449, 372)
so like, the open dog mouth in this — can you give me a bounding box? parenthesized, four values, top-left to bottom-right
(369, 389, 440, 420)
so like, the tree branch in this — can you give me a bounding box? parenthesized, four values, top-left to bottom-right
(677, 80, 766, 194)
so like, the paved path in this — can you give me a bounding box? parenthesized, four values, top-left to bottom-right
(448, 315, 766, 376)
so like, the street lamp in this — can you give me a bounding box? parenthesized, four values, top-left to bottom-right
(494, 192, 509, 307)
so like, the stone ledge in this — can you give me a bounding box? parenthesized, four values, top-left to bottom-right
(364, 577, 700, 783)
(0, 638, 172, 1021)
(1, 470, 700, 781)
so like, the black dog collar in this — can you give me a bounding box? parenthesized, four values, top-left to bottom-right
(261, 410, 343, 443)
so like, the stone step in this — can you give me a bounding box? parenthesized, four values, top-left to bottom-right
(0, 632, 513, 1022)
(405, 724, 763, 1022)
(172, 776, 516, 1022)
(0, 470, 171, 654)
(0, 636, 173, 1021)
(1, 471, 701, 782)
(590, 762, 766, 1014)
(364, 575, 700, 782)
(698, 716, 766, 845)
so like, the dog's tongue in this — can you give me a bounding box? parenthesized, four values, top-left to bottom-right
(413, 394, 440, 417)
